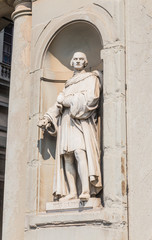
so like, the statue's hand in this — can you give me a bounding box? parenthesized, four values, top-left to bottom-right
(57, 92, 64, 104)
(37, 118, 49, 130)
(62, 95, 73, 107)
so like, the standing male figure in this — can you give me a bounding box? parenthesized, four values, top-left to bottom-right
(38, 52, 102, 201)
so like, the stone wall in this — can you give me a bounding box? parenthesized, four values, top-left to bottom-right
(2, 0, 152, 240)
(126, 0, 152, 239)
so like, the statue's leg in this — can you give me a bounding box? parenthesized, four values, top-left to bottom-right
(74, 149, 90, 200)
(60, 153, 77, 201)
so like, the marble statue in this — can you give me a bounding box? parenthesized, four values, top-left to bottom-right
(38, 52, 102, 201)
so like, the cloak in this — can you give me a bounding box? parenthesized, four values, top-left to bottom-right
(44, 71, 102, 197)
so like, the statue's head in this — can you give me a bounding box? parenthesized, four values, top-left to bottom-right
(70, 52, 88, 71)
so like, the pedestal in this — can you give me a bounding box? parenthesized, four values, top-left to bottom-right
(46, 198, 102, 213)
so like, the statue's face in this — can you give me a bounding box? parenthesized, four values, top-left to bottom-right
(72, 52, 86, 71)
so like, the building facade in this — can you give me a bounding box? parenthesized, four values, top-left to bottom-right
(0, 1, 152, 240)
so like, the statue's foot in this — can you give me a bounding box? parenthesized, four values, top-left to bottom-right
(59, 194, 77, 202)
(79, 193, 90, 201)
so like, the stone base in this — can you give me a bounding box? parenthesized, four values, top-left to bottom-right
(46, 198, 102, 213)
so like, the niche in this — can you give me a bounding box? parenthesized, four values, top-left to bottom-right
(38, 21, 103, 211)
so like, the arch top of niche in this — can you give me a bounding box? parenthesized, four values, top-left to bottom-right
(33, 6, 118, 72)
(43, 21, 103, 81)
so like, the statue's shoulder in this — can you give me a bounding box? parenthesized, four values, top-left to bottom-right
(92, 70, 103, 79)
(80, 71, 102, 80)
(92, 70, 103, 86)
(65, 70, 103, 88)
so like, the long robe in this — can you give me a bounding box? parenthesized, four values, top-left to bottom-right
(44, 71, 102, 197)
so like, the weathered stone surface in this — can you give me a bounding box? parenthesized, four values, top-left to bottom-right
(25, 208, 127, 240)
(29, 226, 125, 240)
(126, 0, 152, 240)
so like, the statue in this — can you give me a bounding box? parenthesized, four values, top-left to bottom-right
(38, 52, 102, 202)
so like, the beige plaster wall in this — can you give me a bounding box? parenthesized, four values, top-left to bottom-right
(126, 0, 152, 240)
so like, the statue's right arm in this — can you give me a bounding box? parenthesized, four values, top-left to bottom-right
(37, 91, 65, 134)
(37, 117, 50, 130)
(38, 103, 60, 136)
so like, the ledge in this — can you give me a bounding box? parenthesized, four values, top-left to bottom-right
(27, 207, 126, 229)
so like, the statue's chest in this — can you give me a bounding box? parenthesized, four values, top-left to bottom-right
(64, 79, 87, 95)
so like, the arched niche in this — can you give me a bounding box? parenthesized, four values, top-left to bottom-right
(39, 21, 103, 211)
(29, 3, 126, 222)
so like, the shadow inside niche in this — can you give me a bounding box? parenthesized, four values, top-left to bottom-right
(46, 21, 103, 72)
(37, 131, 56, 160)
